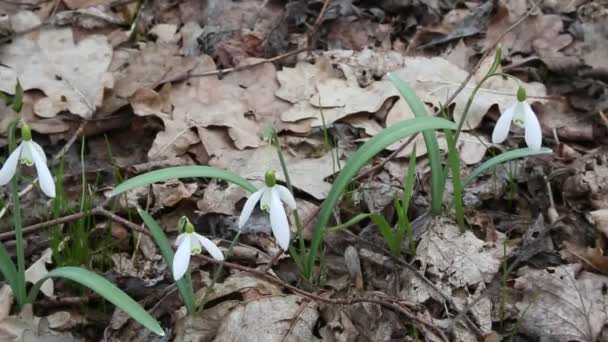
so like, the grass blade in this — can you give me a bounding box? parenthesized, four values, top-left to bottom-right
(387, 73, 444, 215)
(28, 267, 164, 336)
(464, 147, 553, 187)
(137, 209, 195, 314)
(306, 116, 457, 279)
(369, 214, 399, 256)
(111, 166, 256, 196)
(0, 242, 18, 296)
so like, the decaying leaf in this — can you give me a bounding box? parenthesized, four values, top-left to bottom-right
(25, 248, 53, 298)
(416, 218, 507, 288)
(214, 296, 319, 342)
(0, 18, 113, 119)
(514, 264, 608, 341)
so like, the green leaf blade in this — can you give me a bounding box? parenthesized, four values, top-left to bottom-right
(464, 147, 553, 187)
(387, 73, 444, 215)
(111, 166, 257, 196)
(306, 116, 457, 278)
(28, 267, 165, 336)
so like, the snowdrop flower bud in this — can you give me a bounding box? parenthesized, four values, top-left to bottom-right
(0, 122, 55, 198)
(492, 86, 543, 151)
(238, 170, 297, 250)
(172, 217, 224, 281)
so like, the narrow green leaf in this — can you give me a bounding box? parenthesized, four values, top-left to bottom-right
(138, 209, 195, 314)
(402, 144, 417, 214)
(28, 267, 164, 336)
(387, 73, 444, 215)
(0, 242, 18, 297)
(369, 214, 399, 256)
(306, 116, 457, 278)
(111, 166, 256, 196)
(327, 213, 373, 232)
(464, 147, 553, 187)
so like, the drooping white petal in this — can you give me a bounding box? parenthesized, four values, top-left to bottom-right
(172, 234, 192, 281)
(238, 188, 264, 229)
(194, 233, 224, 261)
(27, 141, 55, 198)
(30, 141, 47, 164)
(522, 103, 542, 150)
(0, 143, 23, 185)
(276, 185, 296, 210)
(19, 141, 34, 166)
(260, 186, 272, 211)
(492, 104, 516, 144)
(176, 233, 187, 247)
(268, 188, 290, 250)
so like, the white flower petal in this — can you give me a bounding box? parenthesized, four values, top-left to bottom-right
(195, 233, 224, 261)
(269, 189, 290, 250)
(492, 104, 516, 144)
(260, 187, 272, 211)
(0, 143, 23, 185)
(30, 141, 47, 164)
(523, 103, 542, 150)
(28, 141, 55, 198)
(175, 233, 187, 247)
(172, 234, 191, 281)
(276, 185, 296, 210)
(238, 188, 264, 229)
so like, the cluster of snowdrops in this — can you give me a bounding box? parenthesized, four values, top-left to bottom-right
(0, 66, 547, 335)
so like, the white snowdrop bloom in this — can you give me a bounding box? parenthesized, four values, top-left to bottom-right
(492, 86, 542, 151)
(172, 218, 224, 281)
(238, 170, 296, 251)
(0, 123, 55, 198)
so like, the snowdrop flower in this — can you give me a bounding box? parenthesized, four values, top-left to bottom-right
(492, 86, 542, 151)
(0, 122, 55, 198)
(238, 170, 296, 250)
(173, 217, 224, 281)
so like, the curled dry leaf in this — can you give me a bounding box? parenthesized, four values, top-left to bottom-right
(514, 264, 608, 341)
(0, 16, 112, 119)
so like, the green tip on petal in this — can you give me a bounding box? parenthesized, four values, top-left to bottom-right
(264, 170, 276, 187)
(20, 122, 32, 141)
(516, 86, 527, 102)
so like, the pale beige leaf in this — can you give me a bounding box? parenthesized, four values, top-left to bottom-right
(24, 248, 53, 297)
(514, 264, 608, 341)
(0, 27, 112, 119)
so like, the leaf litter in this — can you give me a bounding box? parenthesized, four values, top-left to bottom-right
(1, 0, 608, 340)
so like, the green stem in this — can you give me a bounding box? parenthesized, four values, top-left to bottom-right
(271, 133, 305, 254)
(7, 121, 25, 306)
(196, 231, 241, 312)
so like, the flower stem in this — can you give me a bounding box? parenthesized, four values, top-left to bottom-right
(270, 132, 305, 253)
(7, 121, 26, 306)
